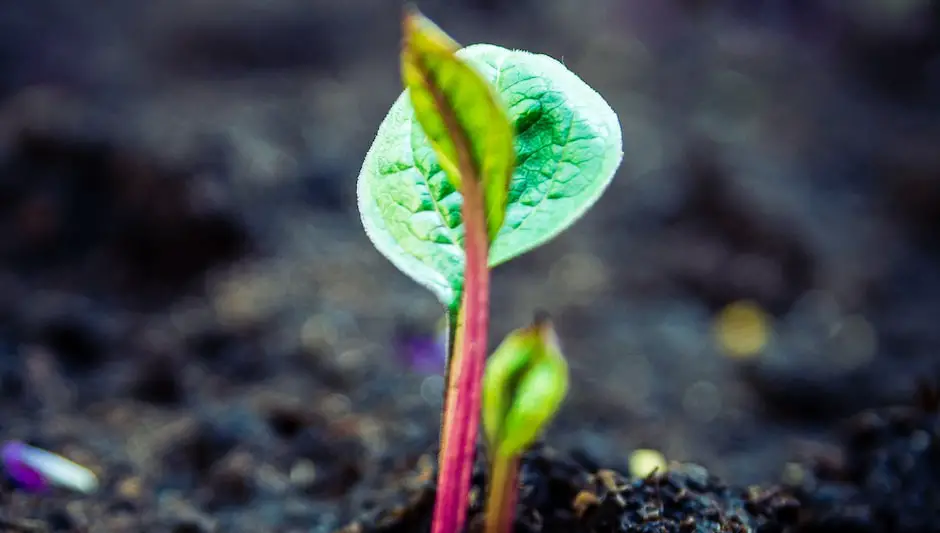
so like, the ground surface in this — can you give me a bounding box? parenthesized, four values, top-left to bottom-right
(1, 0, 940, 532)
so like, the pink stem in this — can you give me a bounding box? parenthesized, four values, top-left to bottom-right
(431, 174, 490, 533)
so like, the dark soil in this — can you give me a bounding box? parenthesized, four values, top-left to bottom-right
(340, 444, 801, 533)
(795, 386, 940, 533)
(2, 1, 940, 532)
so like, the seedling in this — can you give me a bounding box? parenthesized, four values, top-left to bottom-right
(357, 7, 621, 532)
(482, 313, 568, 533)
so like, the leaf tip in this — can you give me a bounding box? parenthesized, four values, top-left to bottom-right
(401, 6, 460, 55)
(402, 3, 422, 40)
(532, 309, 552, 329)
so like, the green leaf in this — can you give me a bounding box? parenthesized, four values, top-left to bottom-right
(481, 315, 569, 458)
(498, 354, 568, 457)
(481, 327, 538, 450)
(358, 42, 623, 307)
(401, 10, 515, 244)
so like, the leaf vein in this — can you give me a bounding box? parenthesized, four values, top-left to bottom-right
(409, 120, 462, 248)
(506, 101, 577, 235)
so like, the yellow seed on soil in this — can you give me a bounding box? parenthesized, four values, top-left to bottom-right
(628, 449, 667, 478)
(596, 469, 627, 491)
(573, 490, 601, 517)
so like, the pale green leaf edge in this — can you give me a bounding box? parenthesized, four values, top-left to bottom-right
(357, 43, 624, 308)
(479, 45, 623, 267)
(358, 94, 459, 305)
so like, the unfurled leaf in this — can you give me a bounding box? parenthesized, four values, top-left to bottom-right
(358, 36, 623, 308)
(482, 315, 568, 458)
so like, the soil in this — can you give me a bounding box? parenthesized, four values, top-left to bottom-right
(795, 387, 940, 533)
(337, 444, 802, 533)
(1, 1, 940, 532)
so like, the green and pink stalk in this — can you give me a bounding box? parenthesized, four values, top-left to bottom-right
(433, 174, 490, 533)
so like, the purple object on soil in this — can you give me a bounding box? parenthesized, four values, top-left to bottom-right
(2, 440, 49, 492)
(395, 321, 448, 374)
(406, 336, 447, 374)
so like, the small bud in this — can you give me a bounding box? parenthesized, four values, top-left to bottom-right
(482, 313, 569, 458)
(2, 441, 99, 494)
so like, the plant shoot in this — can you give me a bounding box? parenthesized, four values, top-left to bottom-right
(356, 6, 622, 532)
(481, 314, 569, 533)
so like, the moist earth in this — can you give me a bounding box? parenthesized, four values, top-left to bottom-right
(2, 1, 940, 532)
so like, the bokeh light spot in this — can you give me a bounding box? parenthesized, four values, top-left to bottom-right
(714, 300, 771, 359)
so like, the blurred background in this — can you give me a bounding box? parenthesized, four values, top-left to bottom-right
(1, 0, 940, 531)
